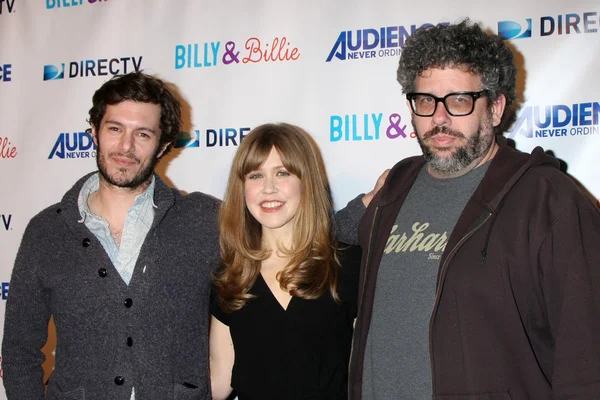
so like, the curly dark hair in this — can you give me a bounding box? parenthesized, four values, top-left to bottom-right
(87, 72, 182, 158)
(397, 19, 517, 117)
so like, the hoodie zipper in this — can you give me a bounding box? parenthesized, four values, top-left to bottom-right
(349, 205, 380, 399)
(428, 211, 492, 393)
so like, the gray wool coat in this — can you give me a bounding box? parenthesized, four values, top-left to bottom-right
(2, 172, 220, 400)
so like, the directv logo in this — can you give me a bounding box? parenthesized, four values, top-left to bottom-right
(498, 19, 532, 40)
(174, 128, 251, 148)
(44, 64, 65, 81)
(175, 130, 200, 148)
(1, 213, 11, 231)
(0, 0, 16, 15)
(43, 56, 142, 81)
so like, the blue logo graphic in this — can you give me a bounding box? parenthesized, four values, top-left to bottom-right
(330, 113, 415, 142)
(0, 64, 11, 81)
(43, 64, 65, 81)
(1, 282, 8, 300)
(175, 43, 221, 69)
(175, 131, 200, 148)
(48, 131, 97, 159)
(498, 19, 532, 40)
(46, 0, 108, 10)
(0, 0, 16, 15)
(1, 214, 11, 230)
(326, 22, 449, 62)
(508, 102, 600, 138)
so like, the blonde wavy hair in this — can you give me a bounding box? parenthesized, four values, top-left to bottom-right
(214, 123, 339, 312)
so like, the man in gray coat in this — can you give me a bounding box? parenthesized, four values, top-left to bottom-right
(2, 72, 219, 399)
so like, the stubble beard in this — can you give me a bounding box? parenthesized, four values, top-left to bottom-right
(96, 141, 160, 189)
(414, 113, 494, 177)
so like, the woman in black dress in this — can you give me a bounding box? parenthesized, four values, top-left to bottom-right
(210, 123, 361, 400)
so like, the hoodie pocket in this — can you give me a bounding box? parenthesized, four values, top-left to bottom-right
(434, 391, 512, 400)
(46, 387, 85, 400)
(174, 382, 210, 400)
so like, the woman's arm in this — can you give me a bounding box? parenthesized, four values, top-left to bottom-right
(209, 315, 235, 400)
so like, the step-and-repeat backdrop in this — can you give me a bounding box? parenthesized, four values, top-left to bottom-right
(0, 0, 598, 392)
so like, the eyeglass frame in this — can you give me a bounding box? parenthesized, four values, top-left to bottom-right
(406, 90, 491, 117)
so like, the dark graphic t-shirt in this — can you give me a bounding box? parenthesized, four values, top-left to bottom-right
(362, 162, 489, 399)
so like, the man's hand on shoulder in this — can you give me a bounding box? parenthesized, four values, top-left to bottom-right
(362, 169, 390, 208)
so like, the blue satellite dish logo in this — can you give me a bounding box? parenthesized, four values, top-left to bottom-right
(43, 64, 65, 81)
(175, 130, 200, 148)
(498, 19, 532, 40)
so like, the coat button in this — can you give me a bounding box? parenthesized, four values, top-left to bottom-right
(82, 238, 91, 247)
(56, 208, 62, 214)
(114, 376, 125, 385)
(124, 298, 133, 308)
(98, 268, 108, 278)
(127, 337, 133, 347)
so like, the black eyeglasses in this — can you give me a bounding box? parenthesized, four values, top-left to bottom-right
(406, 90, 490, 117)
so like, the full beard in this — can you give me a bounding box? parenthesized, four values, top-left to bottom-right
(96, 143, 159, 189)
(414, 115, 494, 177)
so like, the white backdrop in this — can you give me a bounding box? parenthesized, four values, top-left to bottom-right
(0, 0, 599, 393)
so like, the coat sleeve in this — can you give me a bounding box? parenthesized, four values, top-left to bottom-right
(333, 195, 366, 245)
(337, 244, 362, 319)
(2, 217, 52, 399)
(537, 197, 600, 398)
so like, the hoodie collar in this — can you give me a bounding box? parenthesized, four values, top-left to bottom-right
(375, 136, 560, 212)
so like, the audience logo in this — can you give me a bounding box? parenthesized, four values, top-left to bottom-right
(1, 214, 12, 231)
(498, 19, 532, 40)
(46, 0, 108, 10)
(48, 131, 97, 159)
(175, 127, 252, 148)
(499, 12, 599, 39)
(0, 64, 12, 81)
(0, 137, 17, 159)
(0, 0, 16, 15)
(1, 282, 8, 300)
(174, 36, 300, 70)
(508, 102, 600, 139)
(330, 112, 415, 142)
(43, 56, 142, 81)
(326, 21, 449, 62)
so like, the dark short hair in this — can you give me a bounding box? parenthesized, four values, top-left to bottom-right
(87, 72, 182, 157)
(397, 19, 517, 119)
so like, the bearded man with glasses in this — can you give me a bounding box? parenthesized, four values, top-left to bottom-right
(335, 19, 600, 400)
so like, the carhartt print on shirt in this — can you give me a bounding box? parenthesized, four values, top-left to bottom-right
(385, 222, 448, 260)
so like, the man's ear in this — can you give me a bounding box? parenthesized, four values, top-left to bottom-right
(491, 94, 506, 127)
(406, 99, 415, 117)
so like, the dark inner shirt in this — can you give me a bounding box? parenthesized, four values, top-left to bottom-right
(211, 245, 361, 400)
